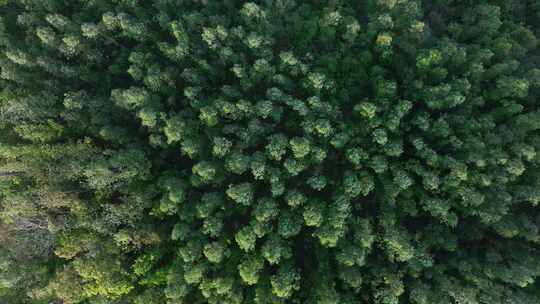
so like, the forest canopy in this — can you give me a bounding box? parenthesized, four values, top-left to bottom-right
(1, 0, 540, 303)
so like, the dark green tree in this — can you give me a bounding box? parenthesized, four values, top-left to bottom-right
(1, 0, 540, 303)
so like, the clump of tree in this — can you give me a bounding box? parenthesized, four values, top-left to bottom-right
(1, 0, 540, 303)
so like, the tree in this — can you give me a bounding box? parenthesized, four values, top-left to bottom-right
(1, 0, 540, 303)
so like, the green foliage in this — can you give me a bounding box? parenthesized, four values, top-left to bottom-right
(0, 0, 540, 303)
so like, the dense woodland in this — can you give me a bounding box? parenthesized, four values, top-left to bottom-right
(1, 0, 540, 303)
